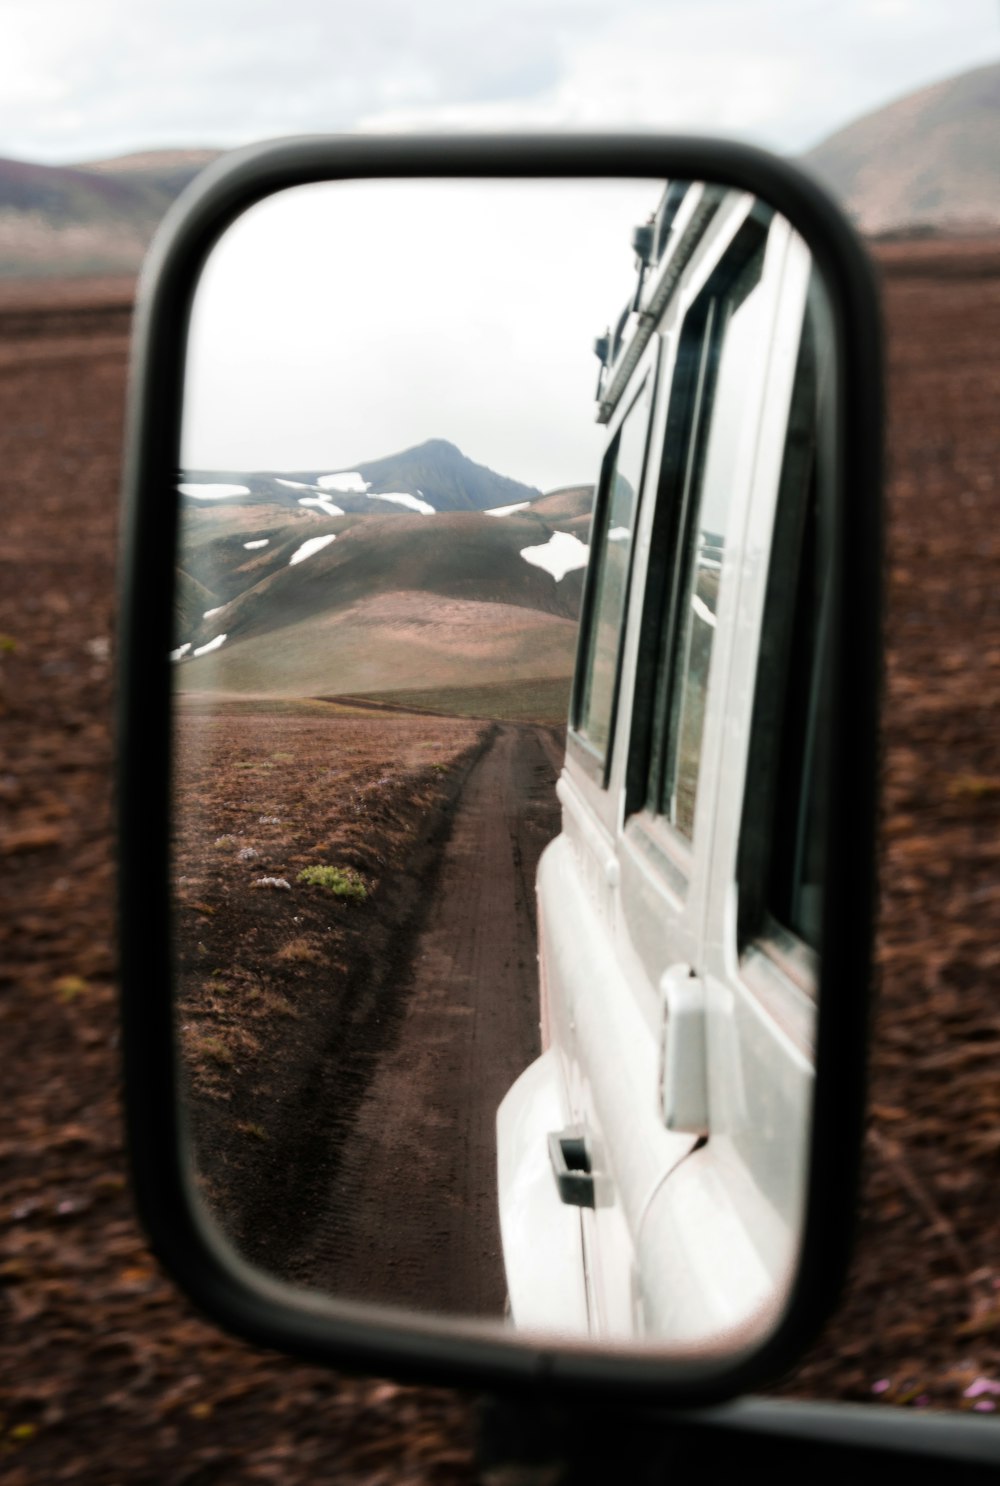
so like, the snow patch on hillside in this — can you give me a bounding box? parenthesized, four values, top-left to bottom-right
(290, 534, 336, 566)
(519, 531, 589, 581)
(179, 482, 250, 500)
(193, 633, 227, 657)
(486, 501, 530, 517)
(299, 496, 344, 517)
(317, 471, 370, 493)
(368, 491, 435, 515)
(691, 594, 717, 629)
(243, 539, 269, 550)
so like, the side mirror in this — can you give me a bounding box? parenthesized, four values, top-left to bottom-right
(117, 134, 881, 1404)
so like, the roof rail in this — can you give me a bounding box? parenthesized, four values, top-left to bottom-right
(595, 182, 726, 424)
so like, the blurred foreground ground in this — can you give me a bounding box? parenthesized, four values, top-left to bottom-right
(1, 243, 999, 1480)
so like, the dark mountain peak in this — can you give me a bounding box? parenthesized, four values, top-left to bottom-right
(349, 438, 541, 513)
(412, 437, 461, 456)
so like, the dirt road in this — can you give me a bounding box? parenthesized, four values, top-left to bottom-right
(280, 722, 563, 1316)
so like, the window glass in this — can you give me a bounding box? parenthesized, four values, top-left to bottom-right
(576, 379, 649, 759)
(737, 271, 832, 957)
(661, 243, 766, 838)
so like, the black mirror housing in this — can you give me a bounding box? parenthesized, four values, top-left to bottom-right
(117, 132, 882, 1404)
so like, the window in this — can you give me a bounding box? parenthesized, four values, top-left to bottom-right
(574, 377, 650, 762)
(639, 223, 768, 843)
(738, 271, 833, 957)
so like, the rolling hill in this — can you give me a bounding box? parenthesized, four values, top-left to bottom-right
(1, 63, 997, 278)
(0, 149, 220, 277)
(804, 60, 1000, 234)
(174, 463, 595, 717)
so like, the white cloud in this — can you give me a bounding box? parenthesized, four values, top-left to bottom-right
(181, 178, 654, 489)
(353, 1, 1000, 153)
(2, 0, 996, 162)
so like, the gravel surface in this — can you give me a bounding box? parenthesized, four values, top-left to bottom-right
(0, 243, 998, 1480)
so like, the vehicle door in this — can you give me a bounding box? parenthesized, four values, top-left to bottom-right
(640, 231, 829, 1338)
(549, 195, 807, 1339)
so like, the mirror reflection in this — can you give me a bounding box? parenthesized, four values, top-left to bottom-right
(172, 177, 831, 1352)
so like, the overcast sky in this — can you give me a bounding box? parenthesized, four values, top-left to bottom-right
(4, 0, 998, 164)
(181, 177, 661, 486)
(11, 0, 995, 490)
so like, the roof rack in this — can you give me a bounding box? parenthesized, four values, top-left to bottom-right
(594, 181, 726, 424)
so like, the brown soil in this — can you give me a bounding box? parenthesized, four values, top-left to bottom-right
(0, 240, 998, 1479)
(173, 700, 493, 1264)
(173, 700, 562, 1316)
(767, 238, 1000, 1411)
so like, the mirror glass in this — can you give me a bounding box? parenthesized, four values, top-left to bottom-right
(171, 176, 833, 1354)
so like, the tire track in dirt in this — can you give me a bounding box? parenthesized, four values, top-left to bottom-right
(285, 723, 562, 1317)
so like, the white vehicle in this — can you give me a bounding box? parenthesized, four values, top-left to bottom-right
(498, 181, 831, 1344)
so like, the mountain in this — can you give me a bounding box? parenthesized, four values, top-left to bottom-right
(804, 61, 1000, 234)
(0, 149, 220, 277)
(181, 438, 542, 518)
(173, 474, 591, 713)
(347, 438, 541, 513)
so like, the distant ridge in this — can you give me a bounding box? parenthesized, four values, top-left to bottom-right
(182, 438, 542, 516)
(804, 61, 1000, 234)
(1, 62, 996, 277)
(0, 148, 221, 277)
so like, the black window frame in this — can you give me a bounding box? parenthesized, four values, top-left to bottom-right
(569, 366, 655, 787)
(625, 211, 772, 850)
(737, 268, 835, 971)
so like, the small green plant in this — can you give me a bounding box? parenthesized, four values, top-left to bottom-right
(201, 1036, 234, 1067)
(0, 634, 17, 655)
(54, 974, 88, 1003)
(947, 773, 1000, 800)
(296, 865, 367, 900)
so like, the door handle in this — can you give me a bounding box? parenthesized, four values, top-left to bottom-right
(660, 962, 709, 1135)
(548, 1126, 596, 1208)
